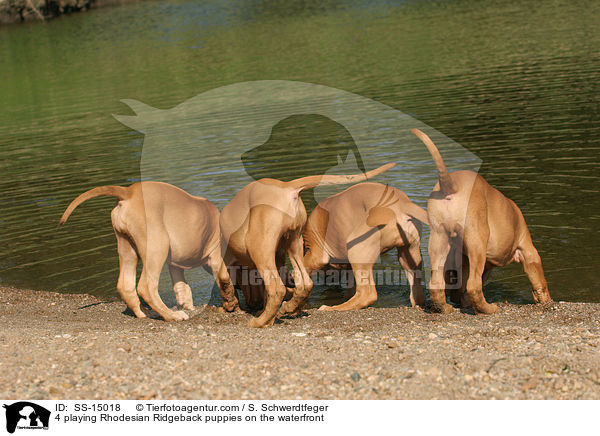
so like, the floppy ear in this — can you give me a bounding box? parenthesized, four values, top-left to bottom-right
(366, 206, 395, 228)
(112, 99, 158, 133)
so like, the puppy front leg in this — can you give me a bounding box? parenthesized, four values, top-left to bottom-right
(517, 240, 552, 303)
(280, 235, 313, 316)
(169, 265, 194, 310)
(463, 224, 498, 314)
(398, 241, 426, 308)
(320, 261, 377, 311)
(248, 264, 285, 327)
(207, 252, 240, 313)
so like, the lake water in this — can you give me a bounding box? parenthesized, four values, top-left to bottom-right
(1, 0, 598, 309)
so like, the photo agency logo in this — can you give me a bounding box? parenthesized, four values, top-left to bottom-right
(113, 80, 481, 305)
(2, 402, 50, 433)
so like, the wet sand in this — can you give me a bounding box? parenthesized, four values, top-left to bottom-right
(1, 286, 598, 400)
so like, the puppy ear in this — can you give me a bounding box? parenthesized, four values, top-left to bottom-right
(366, 206, 395, 228)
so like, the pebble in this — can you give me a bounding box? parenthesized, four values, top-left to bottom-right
(426, 367, 441, 377)
(521, 378, 538, 392)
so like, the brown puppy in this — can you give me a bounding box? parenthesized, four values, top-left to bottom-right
(220, 163, 396, 327)
(59, 181, 238, 321)
(412, 128, 552, 314)
(304, 182, 428, 310)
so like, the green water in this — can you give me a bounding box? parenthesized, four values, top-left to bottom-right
(1, 0, 599, 308)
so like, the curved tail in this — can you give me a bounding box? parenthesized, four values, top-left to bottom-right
(287, 162, 396, 191)
(59, 185, 131, 226)
(411, 128, 456, 195)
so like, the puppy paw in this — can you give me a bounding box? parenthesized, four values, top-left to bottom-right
(533, 289, 552, 304)
(220, 302, 241, 313)
(474, 302, 498, 314)
(279, 301, 299, 316)
(431, 303, 454, 314)
(165, 310, 189, 321)
(248, 318, 268, 328)
(318, 305, 333, 311)
(410, 298, 427, 309)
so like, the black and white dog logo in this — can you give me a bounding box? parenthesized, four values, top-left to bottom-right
(3, 402, 50, 433)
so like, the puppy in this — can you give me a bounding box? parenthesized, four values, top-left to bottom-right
(412, 128, 552, 314)
(304, 182, 428, 310)
(59, 181, 238, 321)
(220, 163, 396, 327)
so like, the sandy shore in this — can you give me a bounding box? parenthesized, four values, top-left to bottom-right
(0, 286, 598, 400)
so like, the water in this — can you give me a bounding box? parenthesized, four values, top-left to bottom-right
(0, 0, 598, 308)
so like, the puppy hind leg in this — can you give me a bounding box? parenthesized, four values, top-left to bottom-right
(458, 262, 492, 309)
(137, 233, 188, 322)
(246, 229, 286, 328)
(428, 230, 454, 313)
(247, 261, 286, 327)
(115, 231, 145, 318)
(464, 229, 497, 314)
(169, 265, 194, 310)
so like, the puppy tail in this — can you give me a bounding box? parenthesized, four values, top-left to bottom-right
(58, 186, 131, 227)
(411, 128, 456, 195)
(288, 162, 396, 192)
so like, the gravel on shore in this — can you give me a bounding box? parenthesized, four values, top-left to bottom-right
(1, 286, 598, 400)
